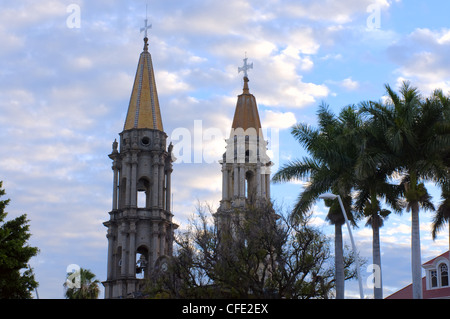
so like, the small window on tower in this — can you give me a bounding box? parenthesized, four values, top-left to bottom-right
(136, 246, 149, 279)
(138, 190, 146, 208)
(137, 178, 150, 208)
(141, 136, 150, 146)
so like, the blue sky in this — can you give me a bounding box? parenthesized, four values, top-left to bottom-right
(0, 0, 449, 299)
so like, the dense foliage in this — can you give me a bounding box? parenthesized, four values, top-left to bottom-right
(0, 181, 39, 299)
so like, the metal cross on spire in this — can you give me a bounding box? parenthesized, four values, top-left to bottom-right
(238, 55, 253, 79)
(140, 5, 152, 39)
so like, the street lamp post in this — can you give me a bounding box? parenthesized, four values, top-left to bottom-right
(319, 192, 364, 299)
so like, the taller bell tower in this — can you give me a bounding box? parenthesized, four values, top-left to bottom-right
(103, 23, 177, 299)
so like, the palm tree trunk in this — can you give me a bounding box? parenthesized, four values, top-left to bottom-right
(372, 222, 383, 299)
(335, 223, 345, 299)
(411, 201, 423, 299)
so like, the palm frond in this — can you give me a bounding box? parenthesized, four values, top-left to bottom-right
(431, 185, 450, 240)
(272, 157, 322, 183)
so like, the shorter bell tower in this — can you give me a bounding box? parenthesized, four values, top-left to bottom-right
(103, 22, 177, 299)
(216, 57, 273, 232)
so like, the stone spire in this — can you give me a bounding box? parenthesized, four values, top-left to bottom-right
(123, 25, 163, 131)
(230, 76, 263, 134)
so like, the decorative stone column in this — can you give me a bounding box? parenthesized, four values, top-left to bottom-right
(152, 154, 159, 207)
(128, 221, 136, 277)
(106, 228, 114, 280)
(165, 168, 172, 212)
(130, 152, 138, 208)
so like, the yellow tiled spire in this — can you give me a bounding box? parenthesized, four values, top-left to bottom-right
(123, 37, 163, 131)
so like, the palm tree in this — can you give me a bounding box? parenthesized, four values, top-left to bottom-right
(273, 104, 360, 299)
(353, 103, 403, 299)
(361, 82, 448, 299)
(353, 173, 402, 299)
(431, 89, 450, 253)
(64, 267, 100, 299)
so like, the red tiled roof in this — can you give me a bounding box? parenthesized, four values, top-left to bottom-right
(423, 251, 449, 267)
(386, 277, 450, 299)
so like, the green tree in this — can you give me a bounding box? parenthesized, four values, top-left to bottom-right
(361, 82, 449, 298)
(0, 181, 39, 299)
(272, 104, 361, 299)
(64, 267, 100, 299)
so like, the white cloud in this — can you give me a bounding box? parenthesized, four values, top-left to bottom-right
(340, 77, 360, 90)
(257, 80, 329, 108)
(0, 26, 25, 56)
(436, 29, 450, 44)
(385, 223, 411, 235)
(72, 56, 94, 70)
(261, 110, 297, 129)
(156, 70, 192, 93)
(283, 27, 321, 55)
(388, 27, 450, 94)
(160, 0, 255, 36)
(0, 0, 67, 29)
(326, 77, 360, 91)
(320, 53, 343, 60)
(279, 0, 392, 24)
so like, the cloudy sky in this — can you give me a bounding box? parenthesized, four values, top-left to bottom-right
(1, 0, 449, 299)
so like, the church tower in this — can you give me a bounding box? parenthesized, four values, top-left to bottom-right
(216, 58, 273, 229)
(103, 22, 177, 299)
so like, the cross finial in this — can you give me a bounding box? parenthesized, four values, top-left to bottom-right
(238, 55, 253, 79)
(140, 5, 152, 39)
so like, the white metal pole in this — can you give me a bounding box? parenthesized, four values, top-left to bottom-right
(337, 195, 364, 299)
